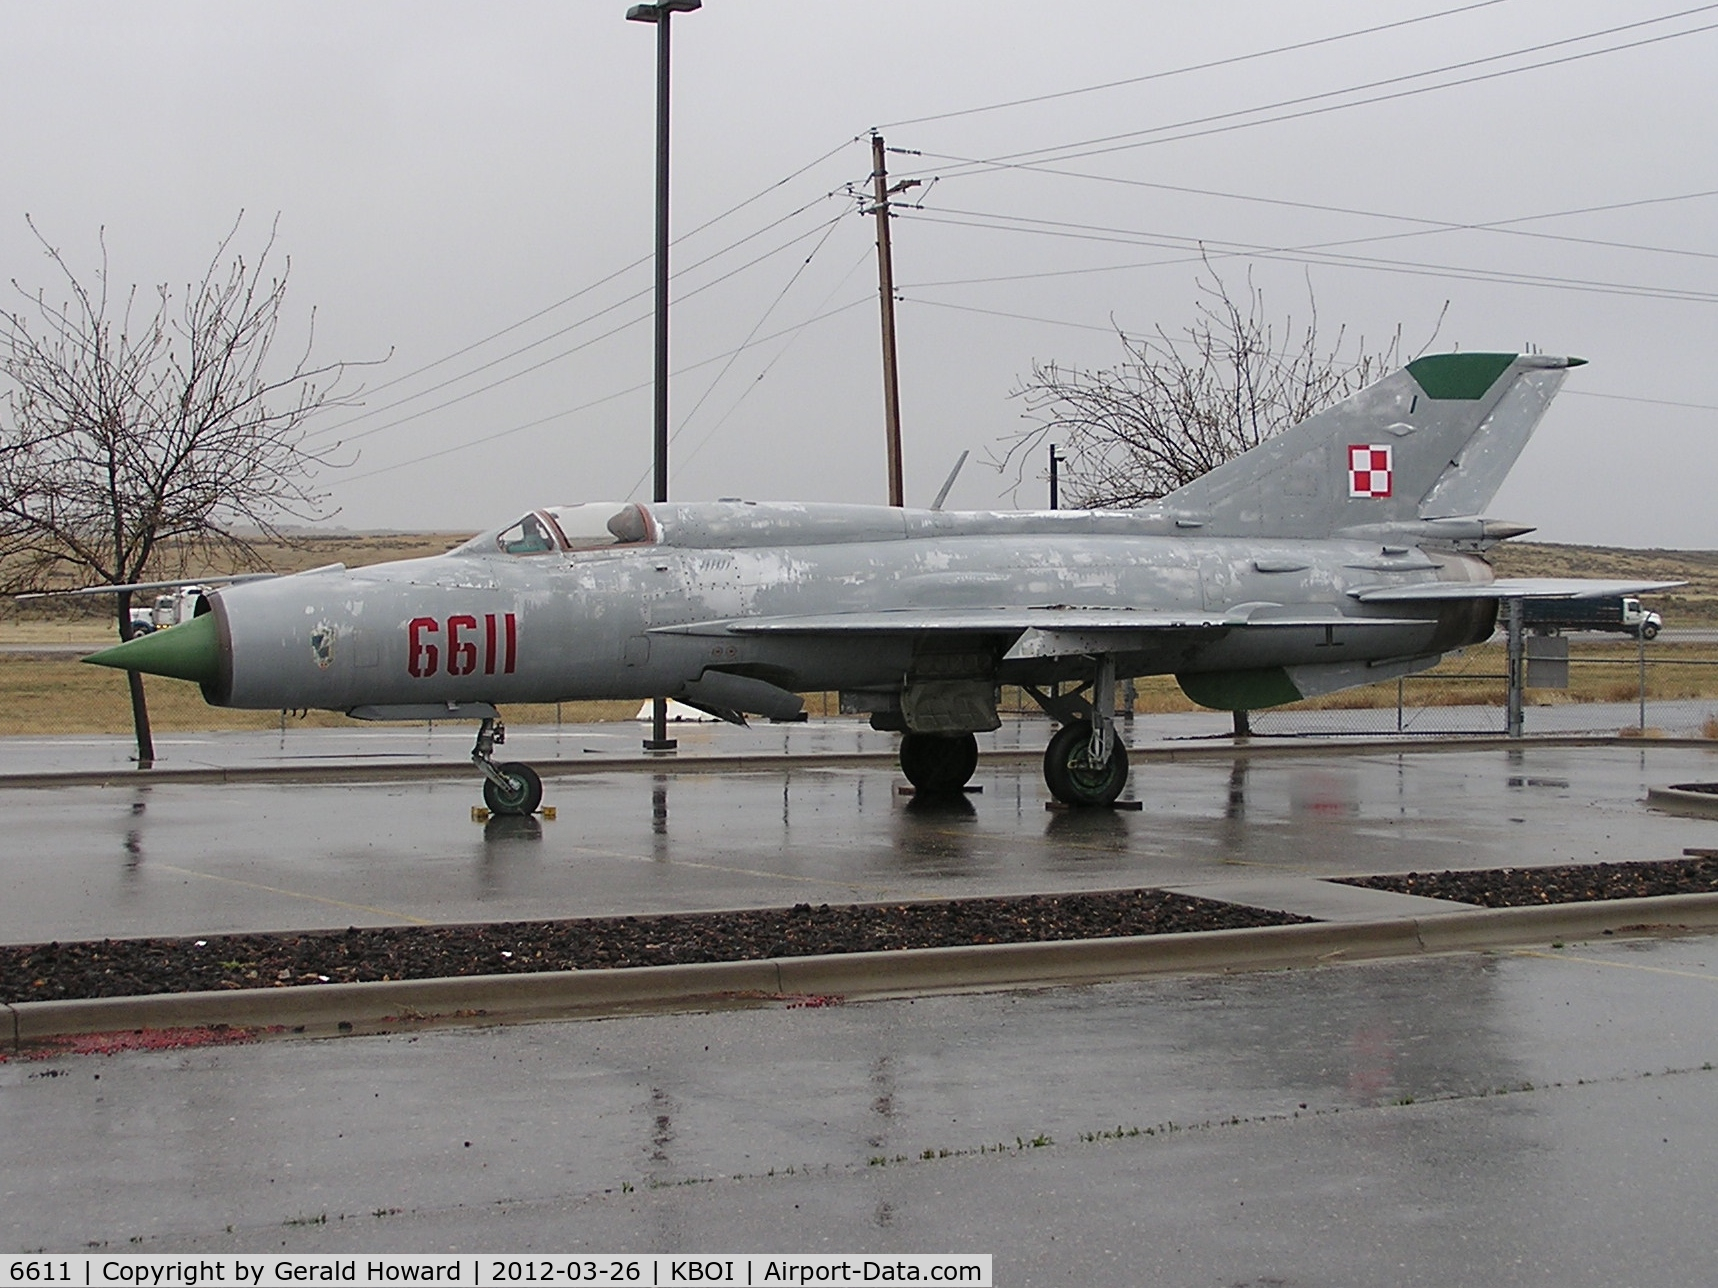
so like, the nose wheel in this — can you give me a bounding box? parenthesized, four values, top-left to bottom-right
(482, 762, 543, 815)
(472, 717, 543, 816)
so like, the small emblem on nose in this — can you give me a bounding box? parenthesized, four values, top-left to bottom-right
(310, 622, 336, 670)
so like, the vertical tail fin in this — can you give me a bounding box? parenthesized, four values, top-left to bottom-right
(1157, 353, 1581, 537)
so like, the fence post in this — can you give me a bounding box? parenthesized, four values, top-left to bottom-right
(1638, 629, 1647, 732)
(1506, 598, 1525, 738)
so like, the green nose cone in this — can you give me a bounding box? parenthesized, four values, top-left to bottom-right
(84, 612, 221, 684)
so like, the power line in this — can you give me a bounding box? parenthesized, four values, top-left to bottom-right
(327, 136, 860, 414)
(900, 194, 1718, 284)
(661, 217, 844, 456)
(309, 193, 848, 442)
(893, 208, 1718, 305)
(900, 296, 1131, 338)
(910, 8, 1718, 178)
(670, 247, 878, 484)
(1566, 390, 1718, 413)
(317, 211, 850, 450)
(893, 194, 1718, 290)
(338, 296, 873, 486)
(901, 297, 1718, 416)
(879, 0, 1514, 130)
(913, 186, 1718, 276)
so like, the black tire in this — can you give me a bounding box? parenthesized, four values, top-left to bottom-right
(1641, 622, 1659, 641)
(899, 731, 979, 795)
(123, 621, 154, 639)
(1043, 719, 1129, 807)
(483, 761, 543, 816)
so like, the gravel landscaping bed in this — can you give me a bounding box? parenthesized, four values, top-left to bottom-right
(1337, 856, 1718, 907)
(0, 890, 1312, 1004)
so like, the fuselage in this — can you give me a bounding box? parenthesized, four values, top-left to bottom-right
(192, 500, 1496, 713)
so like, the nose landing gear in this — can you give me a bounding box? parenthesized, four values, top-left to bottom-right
(472, 717, 543, 816)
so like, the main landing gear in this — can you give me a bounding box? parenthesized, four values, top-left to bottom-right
(891, 657, 1134, 808)
(1025, 654, 1130, 808)
(472, 716, 542, 816)
(899, 731, 980, 796)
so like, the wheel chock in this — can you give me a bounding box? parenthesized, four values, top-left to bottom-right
(471, 806, 491, 822)
(541, 805, 557, 820)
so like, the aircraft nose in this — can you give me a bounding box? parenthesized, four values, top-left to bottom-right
(82, 612, 221, 685)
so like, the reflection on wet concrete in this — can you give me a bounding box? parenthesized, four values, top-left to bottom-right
(652, 774, 670, 838)
(120, 786, 151, 885)
(1225, 758, 1248, 822)
(5, 743, 1717, 943)
(890, 793, 979, 879)
(481, 814, 542, 845)
(1041, 805, 1131, 862)
(1288, 766, 1360, 819)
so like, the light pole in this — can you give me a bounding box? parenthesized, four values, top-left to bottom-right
(627, 0, 699, 753)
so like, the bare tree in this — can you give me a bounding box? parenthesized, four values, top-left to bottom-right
(997, 263, 1439, 509)
(0, 216, 360, 764)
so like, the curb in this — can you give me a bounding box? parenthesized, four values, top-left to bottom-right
(1646, 785, 1718, 817)
(10, 892, 1718, 1048)
(0, 733, 1697, 792)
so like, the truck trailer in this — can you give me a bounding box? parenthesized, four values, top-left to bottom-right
(1522, 595, 1661, 639)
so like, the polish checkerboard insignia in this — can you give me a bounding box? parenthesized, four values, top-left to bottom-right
(1348, 444, 1393, 498)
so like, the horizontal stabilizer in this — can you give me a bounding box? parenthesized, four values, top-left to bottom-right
(1353, 578, 1684, 602)
(14, 571, 289, 601)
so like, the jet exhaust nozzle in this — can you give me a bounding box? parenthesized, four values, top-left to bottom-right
(82, 612, 221, 685)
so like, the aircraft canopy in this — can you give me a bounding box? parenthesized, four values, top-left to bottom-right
(487, 502, 655, 555)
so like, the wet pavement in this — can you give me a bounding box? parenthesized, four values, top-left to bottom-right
(3, 933, 1716, 1284)
(6, 718, 1718, 1275)
(2, 718, 1716, 944)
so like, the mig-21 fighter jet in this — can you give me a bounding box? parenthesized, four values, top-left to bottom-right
(83, 352, 1676, 813)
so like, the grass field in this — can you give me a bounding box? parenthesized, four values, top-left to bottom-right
(4, 532, 1713, 736)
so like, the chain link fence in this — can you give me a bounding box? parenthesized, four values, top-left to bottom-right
(1250, 636, 1718, 738)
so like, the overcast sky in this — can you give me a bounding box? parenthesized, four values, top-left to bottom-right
(4, 1, 1716, 548)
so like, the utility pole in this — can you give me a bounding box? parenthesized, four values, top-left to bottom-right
(1048, 444, 1063, 510)
(868, 133, 916, 508)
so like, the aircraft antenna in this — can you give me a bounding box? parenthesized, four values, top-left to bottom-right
(931, 450, 970, 511)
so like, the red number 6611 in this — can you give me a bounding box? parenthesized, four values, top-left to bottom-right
(408, 613, 517, 678)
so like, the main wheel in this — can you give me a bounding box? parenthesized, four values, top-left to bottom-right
(1043, 720, 1129, 807)
(899, 731, 979, 795)
(483, 761, 543, 816)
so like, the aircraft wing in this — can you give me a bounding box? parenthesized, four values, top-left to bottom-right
(658, 607, 1435, 662)
(1352, 578, 1684, 603)
(677, 608, 1241, 634)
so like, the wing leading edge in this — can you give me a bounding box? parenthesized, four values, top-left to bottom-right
(1353, 578, 1684, 603)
